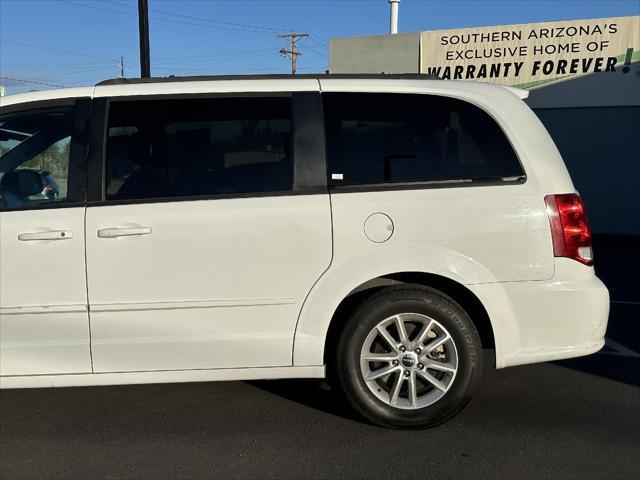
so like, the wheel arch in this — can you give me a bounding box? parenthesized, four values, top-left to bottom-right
(322, 272, 496, 369)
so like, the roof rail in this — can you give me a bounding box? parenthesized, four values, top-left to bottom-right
(95, 73, 440, 86)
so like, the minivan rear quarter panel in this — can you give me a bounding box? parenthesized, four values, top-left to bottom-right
(294, 80, 568, 367)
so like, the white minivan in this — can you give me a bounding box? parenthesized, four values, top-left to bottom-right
(0, 75, 609, 428)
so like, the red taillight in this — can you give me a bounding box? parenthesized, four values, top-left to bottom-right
(544, 193, 593, 266)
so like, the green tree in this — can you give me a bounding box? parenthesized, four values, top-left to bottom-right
(23, 136, 70, 178)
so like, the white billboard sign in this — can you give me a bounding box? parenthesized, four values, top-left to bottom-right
(420, 16, 640, 88)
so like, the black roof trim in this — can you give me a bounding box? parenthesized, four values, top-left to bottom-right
(96, 73, 440, 86)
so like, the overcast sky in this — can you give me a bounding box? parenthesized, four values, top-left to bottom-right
(1, 0, 638, 94)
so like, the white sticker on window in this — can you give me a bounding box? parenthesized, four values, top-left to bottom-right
(331, 173, 344, 180)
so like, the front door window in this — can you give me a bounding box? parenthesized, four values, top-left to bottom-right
(0, 108, 73, 209)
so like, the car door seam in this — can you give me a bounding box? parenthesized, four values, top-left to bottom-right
(83, 205, 95, 373)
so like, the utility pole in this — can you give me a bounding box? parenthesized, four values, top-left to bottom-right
(389, 0, 400, 35)
(118, 56, 125, 78)
(279, 33, 308, 74)
(138, 0, 151, 78)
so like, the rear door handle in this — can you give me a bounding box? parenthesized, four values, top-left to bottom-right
(18, 230, 73, 241)
(97, 227, 152, 238)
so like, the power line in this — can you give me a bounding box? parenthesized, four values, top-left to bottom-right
(305, 45, 329, 58)
(59, 0, 298, 35)
(0, 61, 113, 67)
(309, 34, 329, 47)
(152, 48, 276, 62)
(102, 0, 298, 34)
(0, 76, 66, 88)
(153, 52, 277, 68)
(0, 39, 116, 62)
(0, 39, 123, 79)
(17, 66, 116, 82)
(2, 2, 329, 84)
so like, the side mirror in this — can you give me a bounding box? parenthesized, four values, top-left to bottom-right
(0, 169, 44, 197)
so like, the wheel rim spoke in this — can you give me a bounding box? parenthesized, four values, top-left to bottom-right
(376, 325, 400, 353)
(423, 333, 450, 353)
(411, 319, 434, 349)
(417, 369, 447, 392)
(389, 372, 404, 405)
(423, 360, 456, 373)
(408, 371, 418, 407)
(394, 315, 410, 345)
(362, 353, 397, 362)
(366, 364, 399, 380)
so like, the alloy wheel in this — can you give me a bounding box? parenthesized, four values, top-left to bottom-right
(359, 312, 458, 410)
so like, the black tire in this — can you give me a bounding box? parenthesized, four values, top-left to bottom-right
(334, 284, 483, 429)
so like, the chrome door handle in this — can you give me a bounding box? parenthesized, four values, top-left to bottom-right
(97, 227, 152, 238)
(18, 230, 73, 241)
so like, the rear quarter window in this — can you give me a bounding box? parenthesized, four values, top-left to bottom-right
(323, 93, 524, 186)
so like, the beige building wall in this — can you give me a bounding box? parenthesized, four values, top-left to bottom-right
(329, 32, 421, 74)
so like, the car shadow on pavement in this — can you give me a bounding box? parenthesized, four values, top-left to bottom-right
(247, 350, 500, 425)
(554, 355, 640, 387)
(553, 302, 640, 388)
(248, 344, 640, 426)
(247, 378, 363, 423)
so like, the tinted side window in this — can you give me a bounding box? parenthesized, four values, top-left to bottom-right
(323, 93, 524, 186)
(106, 96, 292, 200)
(0, 108, 73, 210)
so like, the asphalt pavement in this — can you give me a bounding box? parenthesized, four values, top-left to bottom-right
(0, 236, 638, 480)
